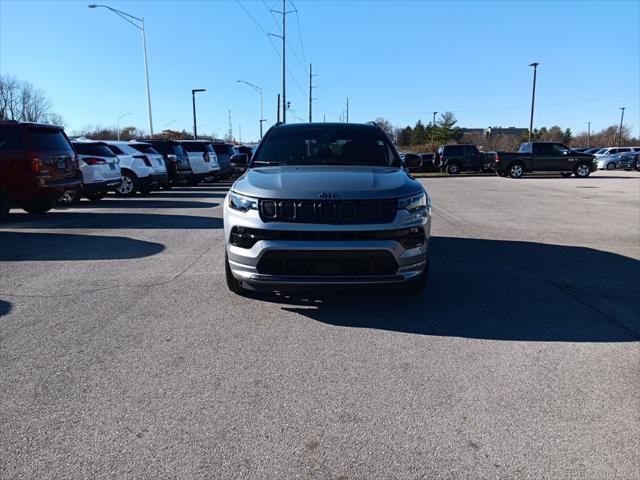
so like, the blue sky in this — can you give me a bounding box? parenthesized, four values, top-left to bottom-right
(1, 0, 638, 141)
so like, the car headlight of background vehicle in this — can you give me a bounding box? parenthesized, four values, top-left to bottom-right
(228, 191, 258, 212)
(398, 191, 428, 212)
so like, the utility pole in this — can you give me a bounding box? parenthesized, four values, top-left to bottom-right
(239, 125, 242, 143)
(269, 1, 296, 124)
(192, 89, 205, 140)
(432, 111, 437, 153)
(528, 62, 539, 142)
(277, 94, 281, 122)
(308, 63, 316, 122)
(227, 110, 233, 141)
(345, 98, 349, 123)
(618, 107, 626, 147)
(587, 121, 591, 148)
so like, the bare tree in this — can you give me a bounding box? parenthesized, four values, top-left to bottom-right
(0, 75, 64, 125)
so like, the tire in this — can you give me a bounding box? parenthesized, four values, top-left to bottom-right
(86, 192, 106, 202)
(22, 201, 53, 214)
(115, 171, 138, 196)
(574, 163, 591, 178)
(225, 252, 246, 295)
(445, 163, 461, 175)
(606, 162, 615, 170)
(57, 190, 81, 206)
(508, 162, 525, 178)
(0, 191, 10, 222)
(561, 172, 573, 178)
(403, 259, 429, 294)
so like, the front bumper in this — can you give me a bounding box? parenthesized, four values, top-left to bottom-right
(224, 200, 431, 287)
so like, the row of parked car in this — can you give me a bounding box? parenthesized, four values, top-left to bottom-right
(404, 143, 640, 176)
(0, 120, 254, 219)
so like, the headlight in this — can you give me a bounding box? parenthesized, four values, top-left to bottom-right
(398, 191, 427, 212)
(228, 191, 258, 212)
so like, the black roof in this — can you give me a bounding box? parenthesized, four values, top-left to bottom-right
(273, 122, 378, 130)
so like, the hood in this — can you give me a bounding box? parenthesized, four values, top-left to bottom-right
(232, 165, 423, 200)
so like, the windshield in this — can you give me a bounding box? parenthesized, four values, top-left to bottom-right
(595, 148, 608, 154)
(129, 143, 160, 155)
(73, 143, 116, 157)
(251, 126, 401, 167)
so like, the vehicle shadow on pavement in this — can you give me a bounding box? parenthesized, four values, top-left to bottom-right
(253, 237, 640, 342)
(0, 232, 165, 261)
(73, 200, 219, 209)
(0, 299, 11, 317)
(137, 192, 228, 199)
(3, 212, 223, 229)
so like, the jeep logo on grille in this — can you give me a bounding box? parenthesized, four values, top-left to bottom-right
(318, 192, 336, 198)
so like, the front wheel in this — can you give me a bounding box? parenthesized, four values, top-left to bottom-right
(57, 190, 81, 206)
(508, 163, 524, 178)
(225, 252, 246, 295)
(445, 163, 460, 175)
(606, 162, 616, 171)
(574, 163, 591, 178)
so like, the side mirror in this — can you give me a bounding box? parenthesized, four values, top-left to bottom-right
(403, 153, 422, 169)
(230, 153, 248, 166)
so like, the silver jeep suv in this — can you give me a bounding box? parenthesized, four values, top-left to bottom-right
(223, 122, 432, 294)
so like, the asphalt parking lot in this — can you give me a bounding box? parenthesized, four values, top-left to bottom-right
(1, 171, 639, 479)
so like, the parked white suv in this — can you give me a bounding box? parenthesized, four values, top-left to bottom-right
(103, 141, 163, 195)
(128, 142, 170, 188)
(62, 140, 122, 203)
(178, 141, 220, 184)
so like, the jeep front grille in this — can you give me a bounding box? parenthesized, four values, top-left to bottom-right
(259, 199, 396, 224)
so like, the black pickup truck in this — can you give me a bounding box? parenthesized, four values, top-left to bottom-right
(437, 144, 493, 174)
(495, 142, 597, 178)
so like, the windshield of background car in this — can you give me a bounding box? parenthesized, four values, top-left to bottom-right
(129, 143, 160, 155)
(212, 144, 228, 155)
(181, 142, 206, 152)
(595, 148, 608, 154)
(73, 143, 116, 157)
(252, 126, 401, 167)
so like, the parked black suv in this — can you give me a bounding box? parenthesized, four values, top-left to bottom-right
(147, 140, 192, 186)
(209, 142, 237, 180)
(0, 121, 81, 220)
(437, 144, 493, 174)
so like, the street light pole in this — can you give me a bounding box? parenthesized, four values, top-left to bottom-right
(432, 111, 437, 153)
(528, 62, 539, 142)
(237, 80, 266, 139)
(89, 4, 154, 137)
(587, 121, 591, 148)
(618, 107, 626, 147)
(192, 89, 206, 140)
(116, 112, 132, 141)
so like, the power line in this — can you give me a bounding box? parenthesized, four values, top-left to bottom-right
(290, 1, 307, 66)
(262, 0, 307, 75)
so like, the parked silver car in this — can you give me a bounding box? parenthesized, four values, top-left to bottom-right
(223, 122, 432, 295)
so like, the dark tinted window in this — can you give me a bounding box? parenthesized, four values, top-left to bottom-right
(28, 128, 73, 151)
(212, 144, 229, 155)
(0, 125, 23, 149)
(129, 143, 160, 155)
(73, 143, 116, 157)
(106, 144, 125, 155)
(181, 142, 207, 152)
(464, 145, 478, 155)
(253, 126, 400, 167)
(444, 145, 464, 155)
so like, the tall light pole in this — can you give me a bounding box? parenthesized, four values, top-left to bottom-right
(587, 121, 591, 148)
(192, 89, 206, 140)
(116, 112, 132, 140)
(528, 62, 539, 142)
(618, 107, 626, 147)
(237, 80, 266, 139)
(432, 111, 437, 153)
(89, 4, 154, 137)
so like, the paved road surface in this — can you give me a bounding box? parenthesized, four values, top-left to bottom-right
(1, 171, 639, 479)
